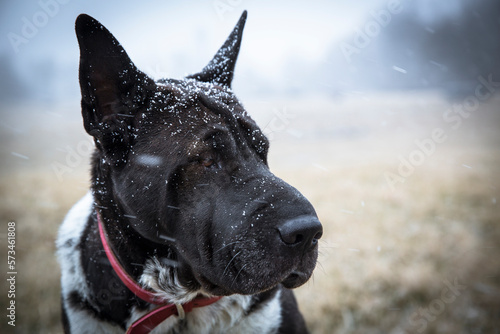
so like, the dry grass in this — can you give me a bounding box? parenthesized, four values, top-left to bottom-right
(0, 172, 89, 334)
(288, 152, 500, 334)
(1, 92, 499, 333)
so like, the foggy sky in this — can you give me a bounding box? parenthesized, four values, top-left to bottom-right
(0, 0, 498, 103)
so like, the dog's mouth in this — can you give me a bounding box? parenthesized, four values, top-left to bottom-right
(195, 272, 310, 296)
(192, 254, 317, 296)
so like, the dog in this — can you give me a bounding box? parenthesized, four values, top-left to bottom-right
(57, 11, 323, 334)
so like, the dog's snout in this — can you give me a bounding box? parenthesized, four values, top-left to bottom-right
(278, 216, 323, 250)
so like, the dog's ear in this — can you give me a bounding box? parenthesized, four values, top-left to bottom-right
(75, 14, 155, 165)
(187, 11, 247, 88)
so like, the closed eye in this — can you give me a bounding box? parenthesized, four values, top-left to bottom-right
(200, 157, 216, 168)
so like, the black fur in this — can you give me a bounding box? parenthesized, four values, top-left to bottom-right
(58, 11, 322, 334)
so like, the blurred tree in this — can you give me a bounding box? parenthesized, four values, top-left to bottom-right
(0, 54, 29, 102)
(326, 0, 500, 97)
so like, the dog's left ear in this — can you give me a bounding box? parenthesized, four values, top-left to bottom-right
(187, 11, 247, 88)
(75, 14, 155, 165)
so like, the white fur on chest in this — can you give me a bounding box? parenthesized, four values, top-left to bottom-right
(129, 292, 282, 334)
(57, 193, 123, 333)
(57, 194, 282, 334)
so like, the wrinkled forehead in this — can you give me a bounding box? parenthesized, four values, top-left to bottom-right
(157, 78, 240, 108)
(131, 77, 269, 168)
(164, 78, 246, 121)
(135, 78, 246, 143)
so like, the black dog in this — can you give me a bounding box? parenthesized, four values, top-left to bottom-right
(57, 11, 322, 334)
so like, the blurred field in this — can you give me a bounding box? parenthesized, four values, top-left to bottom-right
(1, 92, 499, 333)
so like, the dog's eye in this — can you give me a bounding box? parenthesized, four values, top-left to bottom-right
(200, 158, 215, 168)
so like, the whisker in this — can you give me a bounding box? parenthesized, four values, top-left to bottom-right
(158, 234, 176, 243)
(214, 241, 240, 254)
(131, 262, 145, 267)
(232, 263, 248, 286)
(316, 261, 326, 275)
(253, 199, 268, 204)
(160, 257, 179, 268)
(223, 251, 241, 277)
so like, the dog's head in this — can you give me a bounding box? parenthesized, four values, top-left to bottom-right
(76, 12, 322, 297)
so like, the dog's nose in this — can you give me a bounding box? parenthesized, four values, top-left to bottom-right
(278, 216, 323, 251)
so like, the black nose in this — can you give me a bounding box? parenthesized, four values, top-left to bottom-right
(278, 216, 323, 251)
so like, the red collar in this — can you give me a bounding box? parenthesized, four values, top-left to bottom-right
(97, 212, 222, 334)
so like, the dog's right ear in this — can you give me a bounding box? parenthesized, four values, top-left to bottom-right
(187, 11, 247, 88)
(75, 14, 155, 165)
